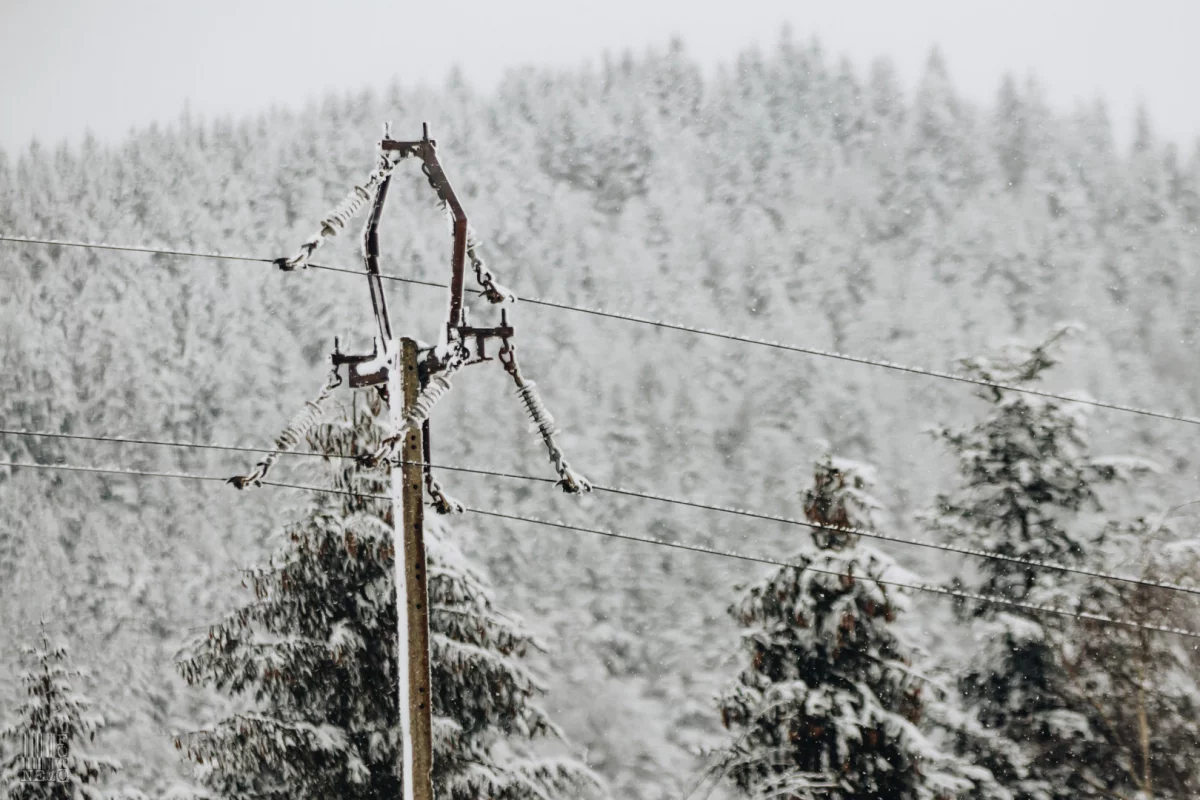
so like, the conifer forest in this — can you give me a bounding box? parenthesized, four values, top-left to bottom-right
(3, 26, 1200, 800)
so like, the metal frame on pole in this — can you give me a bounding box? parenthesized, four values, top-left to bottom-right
(231, 121, 594, 798)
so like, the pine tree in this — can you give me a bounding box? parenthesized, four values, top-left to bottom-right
(931, 327, 1152, 800)
(174, 394, 601, 799)
(1, 625, 120, 799)
(715, 454, 992, 799)
(904, 47, 987, 224)
(1065, 518, 1200, 798)
(993, 74, 1032, 190)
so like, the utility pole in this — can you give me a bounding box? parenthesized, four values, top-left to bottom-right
(230, 120, 591, 796)
(394, 336, 434, 800)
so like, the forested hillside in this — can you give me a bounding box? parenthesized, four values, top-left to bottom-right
(2, 33, 1200, 798)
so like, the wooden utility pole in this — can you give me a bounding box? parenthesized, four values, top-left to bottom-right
(393, 337, 434, 800)
(236, 123, 586, 797)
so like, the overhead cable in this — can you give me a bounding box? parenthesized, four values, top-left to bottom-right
(3, 233, 1197, 427)
(2, 458, 1196, 640)
(2, 426, 1195, 599)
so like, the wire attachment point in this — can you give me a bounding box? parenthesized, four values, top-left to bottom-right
(426, 473, 465, 514)
(555, 462, 593, 495)
(465, 227, 517, 304)
(226, 474, 261, 490)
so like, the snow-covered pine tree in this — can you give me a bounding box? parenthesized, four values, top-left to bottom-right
(1, 625, 120, 799)
(715, 454, 992, 799)
(174, 393, 601, 800)
(931, 326, 1150, 800)
(1064, 518, 1200, 798)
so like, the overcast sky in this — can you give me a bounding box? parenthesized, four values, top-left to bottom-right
(2, 0, 1198, 155)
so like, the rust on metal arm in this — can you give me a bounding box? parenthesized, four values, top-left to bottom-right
(417, 123, 470, 333)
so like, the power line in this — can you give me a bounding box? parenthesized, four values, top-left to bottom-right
(4, 425, 1197, 599)
(3, 233, 1199, 428)
(2, 458, 1197, 640)
(463, 506, 1200, 641)
(0, 235, 278, 267)
(0, 459, 369, 501)
(509, 299, 1200, 427)
(0, 426, 319, 461)
(587, 484, 1200, 599)
(0, 234, 441, 286)
(2, 233, 1195, 611)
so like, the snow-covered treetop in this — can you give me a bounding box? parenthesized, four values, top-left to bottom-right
(802, 452, 884, 549)
(956, 321, 1081, 389)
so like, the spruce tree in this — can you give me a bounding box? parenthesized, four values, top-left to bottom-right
(1065, 518, 1200, 798)
(715, 455, 991, 799)
(175, 394, 600, 799)
(1, 626, 120, 799)
(931, 327, 1150, 800)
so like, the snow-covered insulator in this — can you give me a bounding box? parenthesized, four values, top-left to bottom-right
(360, 362, 463, 469)
(228, 373, 338, 489)
(319, 185, 372, 238)
(498, 344, 590, 494)
(275, 157, 397, 271)
(512, 380, 590, 494)
(406, 372, 454, 429)
(515, 381, 559, 441)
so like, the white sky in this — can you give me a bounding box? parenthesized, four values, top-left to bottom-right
(1, 0, 1198, 155)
